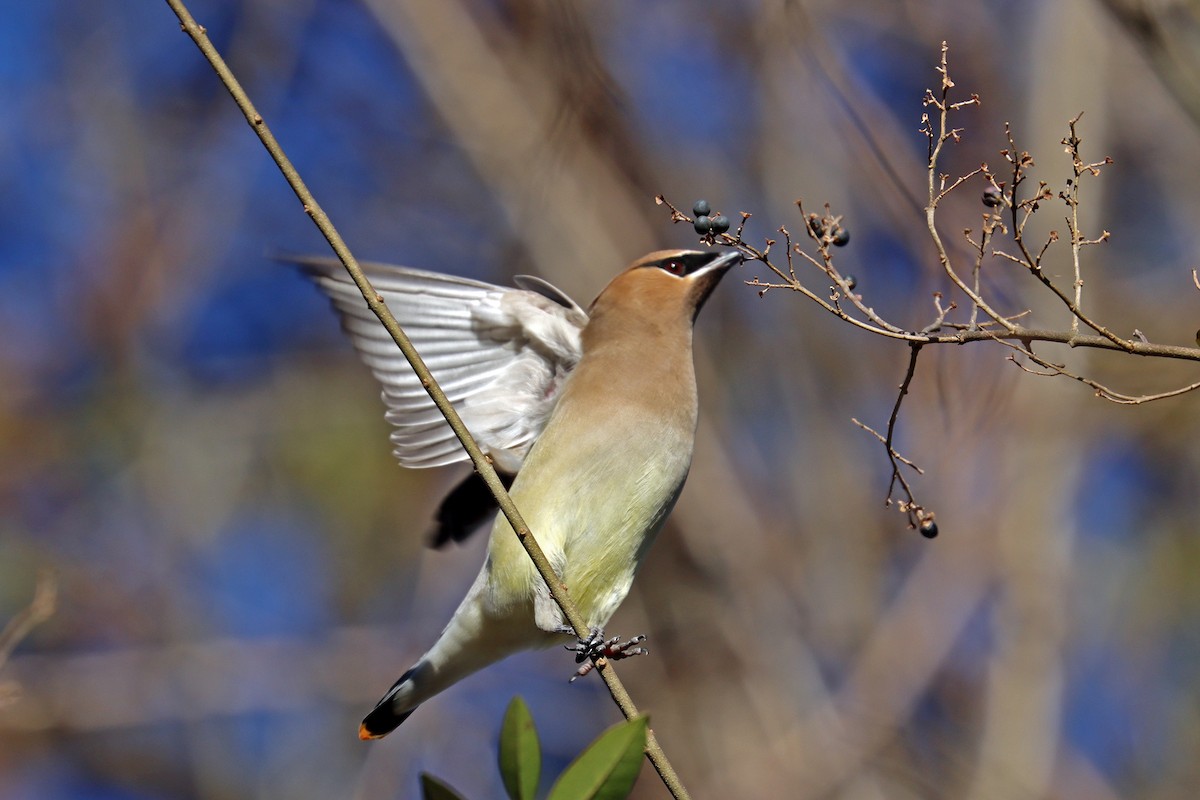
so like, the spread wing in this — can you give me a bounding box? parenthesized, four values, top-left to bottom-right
(289, 257, 588, 474)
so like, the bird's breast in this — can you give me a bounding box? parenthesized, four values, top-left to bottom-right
(484, 351, 699, 628)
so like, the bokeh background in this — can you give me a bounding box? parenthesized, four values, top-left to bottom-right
(3, 1, 1200, 797)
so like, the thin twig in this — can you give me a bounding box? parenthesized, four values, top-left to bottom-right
(998, 338, 1200, 404)
(164, 3, 689, 796)
(922, 43, 1007, 332)
(1003, 124, 1127, 348)
(1065, 114, 1086, 336)
(850, 419, 923, 473)
(880, 345, 929, 527)
(744, 274, 1200, 361)
(0, 571, 57, 669)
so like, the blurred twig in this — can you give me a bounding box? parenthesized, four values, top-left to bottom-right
(1098, 0, 1200, 128)
(359, 0, 651, 299)
(0, 571, 56, 667)
(0, 571, 57, 707)
(0, 626, 421, 730)
(162, 1, 689, 796)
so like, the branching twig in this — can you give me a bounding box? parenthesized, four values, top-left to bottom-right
(660, 42, 1200, 533)
(922, 44, 1005, 333)
(999, 337, 1200, 404)
(997, 123, 1127, 348)
(852, 344, 933, 532)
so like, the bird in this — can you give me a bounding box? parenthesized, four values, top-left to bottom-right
(290, 248, 741, 739)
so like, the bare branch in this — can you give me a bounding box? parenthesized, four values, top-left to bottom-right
(851, 345, 935, 531)
(0, 570, 57, 709)
(1002, 339, 1200, 404)
(663, 43, 1200, 537)
(0, 571, 56, 668)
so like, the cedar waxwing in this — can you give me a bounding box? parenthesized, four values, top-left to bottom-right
(293, 249, 741, 738)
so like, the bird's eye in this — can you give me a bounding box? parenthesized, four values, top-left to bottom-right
(663, 260, 685, 275)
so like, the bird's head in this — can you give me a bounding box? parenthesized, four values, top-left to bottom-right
(588, 250, 742, 331)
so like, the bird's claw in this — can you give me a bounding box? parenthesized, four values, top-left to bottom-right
(563, 628, 648, 682)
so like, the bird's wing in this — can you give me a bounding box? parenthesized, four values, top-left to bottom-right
(289, 257, 588, 472)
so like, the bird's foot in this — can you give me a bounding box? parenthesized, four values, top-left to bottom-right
(563, 627, 648, 682)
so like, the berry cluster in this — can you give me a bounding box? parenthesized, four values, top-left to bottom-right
(691, 200, 730, 236)
(806, 213, 850, 247)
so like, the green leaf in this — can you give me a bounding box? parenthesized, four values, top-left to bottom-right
(546, 715, 648, 800)
(499, 696, 541, 800)
(420, 772, 468, 800)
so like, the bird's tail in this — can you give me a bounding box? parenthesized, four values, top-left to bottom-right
(358, 665, 422, 739)
(357, 597, 554, 739)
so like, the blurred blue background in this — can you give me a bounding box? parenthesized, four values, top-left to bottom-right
(2, 1, 1200, 798)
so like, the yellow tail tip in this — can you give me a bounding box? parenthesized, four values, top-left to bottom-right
(358, 723, 381, 741)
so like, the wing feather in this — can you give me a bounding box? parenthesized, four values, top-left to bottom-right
(288, 256, 587, 473)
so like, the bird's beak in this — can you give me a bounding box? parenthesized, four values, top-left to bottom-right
(693, 250, 743, 277)
(686, 250, 743, 315)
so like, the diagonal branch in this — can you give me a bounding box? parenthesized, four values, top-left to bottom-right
(998, 338, 1200, 405)
(162, 2, 689, 797)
